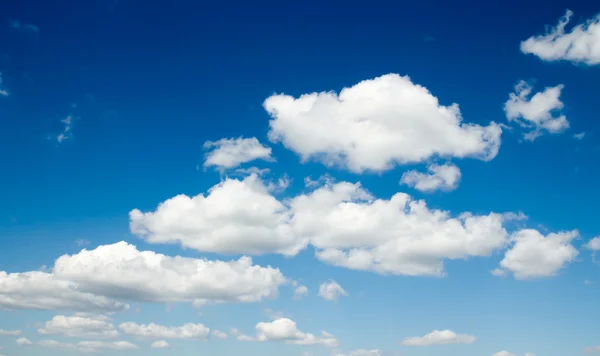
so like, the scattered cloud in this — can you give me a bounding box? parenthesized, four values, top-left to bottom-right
(119, 322, 210, 340)
(585, 236, 600, 251)
(493, 229, 579, 279)
(318, 280, 348, 301)
(16, 337, 32, 345)
(401, 329, 476, 346)
(9, 19, 39, 33)
(585, 346, 600, 354)
(521, 10, 600, 65)
(203, 137, 273, 170)
(237, 318, 339, 347)
(75, 239, 90, 247)
(0, 73, 9, 97)
(293, 282, 309, 300)
(400, 163, 461, 192)
(56, 115, 74, 143)
(504, 80, 568, 141)
(151, 340, 170, 348)
(574, 132, 586, 140)
(37, 339, 138, 352)
(0, 329, 21, 336)
(265, 73, 502, 173)
(38, 314, 118, 339)
(585, 280, 593, 285)
(334, 350, 382, 356)
(212, 330, 228, 339)
(0, 241, 285, 312)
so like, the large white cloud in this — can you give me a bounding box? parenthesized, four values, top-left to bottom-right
(238, 318, 338, 347)
(203, 137, 273, 170)
(504, 81, 568, 141)
(0, 271, 127, 312)
(401, 329, 476, 346)
(521, 10, 600, 65)
(400, 163, 462, 192)
(53, 241, 287, 305)
(38, 314, 118, 339)
(492, 229, 579, 279)
(318, 280, 347, 301)
(264, 73, 502, 173)
(131, 174, 516, 277)
(130, 174, 305, 256)
(119, 322, 210, 340)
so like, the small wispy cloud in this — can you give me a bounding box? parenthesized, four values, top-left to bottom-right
(9, 19, 39, 33)
(574, 132, 586, 140)
(0, 72, 9, 97)
(57, 115, 74, 143)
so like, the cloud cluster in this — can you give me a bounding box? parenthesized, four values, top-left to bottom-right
(521, 10, 600, 65)
(0, 241, 286, 312)
(203, 137, 273, 170)
(264, 73, 502, 173)
(504, 81, 568, 141)
(400, 163, 462, 192)
(401, 329, 476, 346)
(38, 314, 118, 339)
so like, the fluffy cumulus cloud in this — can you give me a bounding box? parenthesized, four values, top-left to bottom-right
(1, 241, 285, 312)
(130, 174, 305, 256)
(249, 318, 338, 347)
(37, 339, 138, 352)
(504, 81, 568, 141)
(264, 73, 502, 173)
(119, 322, 210, 340)
(203, 137, 273, 170)
(131, 174, 515, 277)
(38, 314, 118, 339)
(585, 236, 600, 252)
(492, 229, 579, 279)
(400, 163, 462, 192)
(318, 280, 348, 301)
(52, 241, 286, 305)
(151, 340, 170, 348)
(401, 329, 476, 346)
(0, 270, 128, 312)
(521, 10, 600, 65)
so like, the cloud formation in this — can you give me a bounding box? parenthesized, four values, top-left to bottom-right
(38, 314, 118, 339)
(318, 280, 348, 301)
(504, 81, 568, 141)
(400, 163, 462, 192)
(265, 73, 502, 173)
(521, 10, 600, 65)
(203, 137, 273, 170)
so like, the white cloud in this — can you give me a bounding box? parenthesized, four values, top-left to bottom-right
(0, 73, 9, 97)
(492, 352, 536, 356)
(494, 229, 579, 279)
(0, 329, 21, 336)
(56, 115, 74, 143)
(401, 329, 476, 346)
(585, 236, 600, 251)
(295, 181, 509, 276)
(131, 174, 513, 277)
(249, 318, 338, 347)
(264, 73, 502, 173)
(400, 163, 462, 192)
(574, 132, 586, 140)
(521, 10, 600, 65)
(9, 19, 39, 33)
(212, 330, 228, 339)
(318, 281, 348, 301)
(151, 340, 170, 349)
(38, 339, 138, 352)
(336, 350, 382, 356)
(119, 322, 210, 340)
(203, 137, 273, 170)
(53, 241, 287, 305)
(38, 314, 118, 339)
(0, 270, 128, 312)
(293, 284, 309, 299)
(504, 81, 568, 141)
(16, 337, 32, 345)
(130, 174, 306, 256)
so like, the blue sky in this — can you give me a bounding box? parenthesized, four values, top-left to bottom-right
(1, 1, 600, 356)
